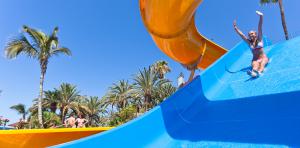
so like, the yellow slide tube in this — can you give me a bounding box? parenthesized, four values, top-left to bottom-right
(140, 0, 227, 69)
(0, 127, 113, 148)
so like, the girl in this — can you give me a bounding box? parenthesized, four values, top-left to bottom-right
(234, 11, 269, 77)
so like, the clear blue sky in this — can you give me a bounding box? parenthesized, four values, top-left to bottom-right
(0, 0, 299, 123)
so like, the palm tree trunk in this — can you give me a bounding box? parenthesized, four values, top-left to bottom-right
(278, 0, 289, 40)
(60, 112, 64, 123)
(122, 99, 126, 109)
(111, 104, 114, 116)
(50, 103, 57, 113)
(38, 69, 46, 128)
(23, 114, 26, 121)
(89, 116, 92, 127)
(144, 94, 151, 111)
(159, 73, 164, 79)
(60, 107, 66, 123)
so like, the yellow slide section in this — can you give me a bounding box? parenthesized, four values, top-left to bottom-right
(140, 0, 227, 69)
(0, 127, 112, 148)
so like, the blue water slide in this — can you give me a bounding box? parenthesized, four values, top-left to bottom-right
(54, 37, 300, 148)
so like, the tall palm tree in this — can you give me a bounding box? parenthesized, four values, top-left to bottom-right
(56, 83, 80, 123)
(151, 60, 171, 79)
(4, 26, 71, 127)
(133, 67, 169, 111)
(10, 103, 28, 121)
(260, 0, 289, 40)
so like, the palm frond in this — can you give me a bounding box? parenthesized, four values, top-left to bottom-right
(260, 0, 278, 4)
(10, 104, 26, 114)
(23, 25, 47, 49)
(50, 47, 72, 56)
(5, 34, 38, 59)
(46, 27, 59, 50)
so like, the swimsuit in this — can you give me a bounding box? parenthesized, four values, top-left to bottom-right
(249, 40, 268, 63)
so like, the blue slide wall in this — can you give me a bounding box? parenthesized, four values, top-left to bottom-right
(54, 37, 300, 148)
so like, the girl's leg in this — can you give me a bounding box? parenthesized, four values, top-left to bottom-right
(248, 61, 259, 77)
(188, 69, 196, 83)
(252, 60, 260, 72)
(182, 55, 203, 83)
(258, 58, 269, 73)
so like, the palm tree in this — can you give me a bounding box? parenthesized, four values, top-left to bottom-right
(44, 90, 60, 113)
(107, 80, 134, 110)
(109, 105, 137, 126)
(102, 94, 118, 118)
(131, 93, 144, 116)
(56, 83, 80, 123)
(4, 26, 71, 127)
(151, 60, 171, 79)
(133, 67, 169, 111)
(28, 97, 57, 128)
(42, 111, 61, 128)
(153, 83, 177, 105)
(81, 96, 106, 127)
(260, 0, 289, 40)
(10, 103, 28, 121)
(29, 111, 61, 129)
(28, 97, 48, 117)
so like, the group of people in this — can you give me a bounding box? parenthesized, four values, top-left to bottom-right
(178, 10, 268, 86)
(64, 114, 88, 128)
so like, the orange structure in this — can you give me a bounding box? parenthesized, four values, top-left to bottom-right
(140, 0, 227, 69)
(0, 127, 112, 148)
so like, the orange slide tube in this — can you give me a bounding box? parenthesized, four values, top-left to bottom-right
(0, 127, 113, 148)
(140, 0, 227, 69)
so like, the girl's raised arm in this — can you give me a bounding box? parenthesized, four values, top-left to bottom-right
(256, 11, 263, 41)
(234, 20, 250, 44)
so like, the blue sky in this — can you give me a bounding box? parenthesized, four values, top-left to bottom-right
(0, 0, 299, 123)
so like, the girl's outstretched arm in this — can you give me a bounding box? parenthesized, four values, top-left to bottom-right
(256, 11, 263, 41)
(233, 20, 250, 44)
